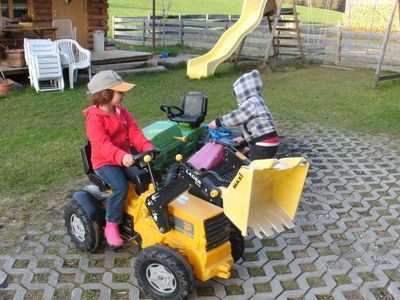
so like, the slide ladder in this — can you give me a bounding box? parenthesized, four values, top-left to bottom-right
(235, 0, 304, 68)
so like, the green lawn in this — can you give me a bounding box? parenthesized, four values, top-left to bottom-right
(108, 0, 344, 23)
(0, 63, 398, 198)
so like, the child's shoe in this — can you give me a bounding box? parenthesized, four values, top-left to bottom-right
(104, 222, 123, 249)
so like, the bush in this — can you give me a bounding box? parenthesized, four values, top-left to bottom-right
(343, 4, 398, 32)
(284, 0, 346, 12)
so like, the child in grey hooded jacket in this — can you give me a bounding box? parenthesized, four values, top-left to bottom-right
(208, 69, 279, 160)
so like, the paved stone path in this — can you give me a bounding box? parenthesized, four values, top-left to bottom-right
(1, 122, 399, 300)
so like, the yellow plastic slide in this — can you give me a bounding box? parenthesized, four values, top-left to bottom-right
(187, 0, 272, 79)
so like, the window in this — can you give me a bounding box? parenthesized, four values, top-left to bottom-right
(1, 0, 29, 19)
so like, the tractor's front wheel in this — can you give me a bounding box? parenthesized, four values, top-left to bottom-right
(230, 224, 245, 262)
(64, 200, 102, 252)
(135, 245, 194, 299)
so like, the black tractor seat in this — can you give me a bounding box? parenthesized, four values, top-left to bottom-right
(81, 141, 109, 192)
(81, 141, 152, 194)
(160, 91, 208, 128)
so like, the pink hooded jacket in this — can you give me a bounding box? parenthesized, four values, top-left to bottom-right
(83, 105, 154, 170)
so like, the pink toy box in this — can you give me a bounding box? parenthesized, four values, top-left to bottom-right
(187, 142, 225, 170)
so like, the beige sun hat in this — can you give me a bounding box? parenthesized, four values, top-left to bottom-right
(87, 70, 135, 94)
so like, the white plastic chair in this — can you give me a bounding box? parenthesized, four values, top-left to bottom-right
(24, 38, 64, 92)
(56, 39, 91, 89)
(24, 38, 55, 86)
(52, 19, 77, 40)
(33, 55, 65, 92)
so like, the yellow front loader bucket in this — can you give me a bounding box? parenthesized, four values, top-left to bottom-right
(222, 157, 309, 238)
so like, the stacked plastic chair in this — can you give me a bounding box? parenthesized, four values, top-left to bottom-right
(23, 38, 64, 93)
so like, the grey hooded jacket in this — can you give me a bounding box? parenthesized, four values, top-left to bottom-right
(216, 70, 277, 143)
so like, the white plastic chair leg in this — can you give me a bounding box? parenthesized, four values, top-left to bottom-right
(69, 67, 75, 89)
(73, 69, 78, 83)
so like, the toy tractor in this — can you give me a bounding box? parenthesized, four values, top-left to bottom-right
(142, 91, 208, 171)
(142, 92, 246, 179)
(64, 139, 309, 299)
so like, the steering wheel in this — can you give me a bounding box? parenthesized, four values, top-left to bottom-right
(208, 126, 232, 140)
(206, 126, 244, 147)
(132, 149, 161, 168)
(160, 104, 184, 119)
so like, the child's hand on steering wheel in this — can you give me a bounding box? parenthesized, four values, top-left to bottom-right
(122, 154, 135, 167)
(232, 136, 245, 144)
(208, 120, 217, 129)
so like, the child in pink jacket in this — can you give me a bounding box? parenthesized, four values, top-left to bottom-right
(84, 70, 154, 249)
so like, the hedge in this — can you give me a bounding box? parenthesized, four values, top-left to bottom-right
(343, 4, 399, 32)
(284, 0, 345, 12)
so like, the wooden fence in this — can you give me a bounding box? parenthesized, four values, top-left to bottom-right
(112, 15, 400, 72)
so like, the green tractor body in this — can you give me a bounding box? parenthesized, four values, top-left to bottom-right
(143, 120, 205, 170)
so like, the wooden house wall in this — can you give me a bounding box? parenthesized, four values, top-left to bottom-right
(87, 0, 109, 49)
(31, 0, 108, 49)
(33, 0, 52, 24)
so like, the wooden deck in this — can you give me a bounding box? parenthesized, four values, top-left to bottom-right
(91, 50, 152, 65)
(0, 50, 153, 76)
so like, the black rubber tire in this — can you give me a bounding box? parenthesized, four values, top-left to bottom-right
(134, 245, 194, 300)
(64, 200, 101, 252)
(229, 224, 245, 262)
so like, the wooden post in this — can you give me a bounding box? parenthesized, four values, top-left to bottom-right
(335, 21, 342, 66)
(179, 14, 183, 45)
(162, 21, 165, 47)
(398, 0, 400, 23)
(291, 0, 304, 62)
(142, 17, 146, 46)
(152, 0, 156, 57)
(262, 0, 283, 69)
(234, 37, 246, 67)
(373, 0, 398, 88)
(112, 15, 115, 40)
(27, 0, 34, 18)
(8, 0, 13, 18)
(266, 15, 277, 58)
(0, 2, 2, 30)
(158, 19, 162, 46)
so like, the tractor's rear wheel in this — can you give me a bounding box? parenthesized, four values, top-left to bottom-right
(64, 200, 101, 252)
(135, 245, 194, 299)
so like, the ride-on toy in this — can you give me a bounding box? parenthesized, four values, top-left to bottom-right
(64, 91, 309, 298)
(64, 135, 309, 299)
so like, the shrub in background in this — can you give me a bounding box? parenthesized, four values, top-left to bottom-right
(284, 0, 346, 12)
(343, 4, 398, 32)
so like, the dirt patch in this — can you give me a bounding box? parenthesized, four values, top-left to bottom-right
(0, 176, 87, 252)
